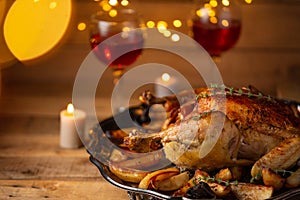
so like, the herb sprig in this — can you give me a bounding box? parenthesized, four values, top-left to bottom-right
(197, 176, 239, 186)
(196, 84, 274, 102)
(192, 109, 215, 121)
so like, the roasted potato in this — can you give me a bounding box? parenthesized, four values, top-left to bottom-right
(215, 168, 233, 181)
(262, 168, 285, 190)
(230, 183, 273, 200)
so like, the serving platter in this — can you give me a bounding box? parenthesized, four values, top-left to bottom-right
(86, 103, 300, 200)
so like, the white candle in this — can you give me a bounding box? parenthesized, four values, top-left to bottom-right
(155, 73, 179, 97)
(60, 103, 86, 149)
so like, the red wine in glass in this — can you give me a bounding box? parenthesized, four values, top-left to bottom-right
(90, 33, 143, 66)
(192, 19, 241, 57)
(89, 8, 145, 84)
(89, 32, 143, 82)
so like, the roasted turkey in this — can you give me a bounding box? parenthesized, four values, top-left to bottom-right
(123, 85, 300, 180)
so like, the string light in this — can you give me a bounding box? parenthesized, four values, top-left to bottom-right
(221, 19, 229, 27)
(108, 0, 118, 6)
(120, 0, 129, 6)
(209, 16, 218, 24)
(163, 30, 171, 37)
(209, 0, 218, 7)
(162, 73, 170, 82)
(157, 21, 168, 33)
(102, 3, 111, 11)
(173, 20, 182, 28)
(146, 20, 155, 28)
(77, 22, 86, 31)
(222, 0, 230, 6)
(109, 9, 117, 17)
(208, 9, 216, 17)
(171, 34, 180, 42)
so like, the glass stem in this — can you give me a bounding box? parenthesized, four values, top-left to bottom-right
(112, 67, 124, 85)
(211, 55, 221, 64)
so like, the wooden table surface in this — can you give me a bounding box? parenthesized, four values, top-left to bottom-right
(0, 92, 130, 199)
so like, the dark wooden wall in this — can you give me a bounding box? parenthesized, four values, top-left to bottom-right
(1, 0, 300, 101)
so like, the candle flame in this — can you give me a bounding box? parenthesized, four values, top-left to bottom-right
(67, 103, 74, 114)
(162, 73, 170, 82)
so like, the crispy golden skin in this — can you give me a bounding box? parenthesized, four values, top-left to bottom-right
(124, 86, 300, 179)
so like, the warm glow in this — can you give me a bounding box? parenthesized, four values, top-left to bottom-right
(163, 30, 171, 37)
(146, 20, 155, 28)
(67, 103, 74, 114)
(77, 22, 86, 31)
(209, 0, 218, 7)
(109, 9, 117, 17)
(157, 21, 168, 33)
(222, 0, 230, 6)
(121, 27, 130, 38)
(245, 0, 252, 4)
(221, 19, 229, 27)
(109, 0, 118, 6)
(210, 16, 218, 24)
(171, 34, 180, 42)
(173, 20, 182, 28)
(161, 73, 171, 82)
(208, 9, 216, 17)
(49, 1, 57, 9)
(3, 0, 72, 61)
(122, 27, 130, 32)
(204, 3, 211, 9)
(102, 3, 112, 11)
(0, 0, 17, 67)
(196, 8, 207, 18)
(157, 21, 167, 29)
(120, 0, 129, 6)
(104, 48, 112, 60)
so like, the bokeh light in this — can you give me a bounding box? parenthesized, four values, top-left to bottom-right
(171, 34, 180, 42)
(120, 0, 129, 6)
(173, 20, 182, 28)
(222, 0, 230, 6)
(157, 21, 168, 33)
(109, 0, 118, 6)
(221, 19, 229, 27)
(0, 0, 17, 68)
(209, 0, 218, 7)
(77, 22, 86, 31)
(3, 0, 72, 61)
(109, 9, 117, 17)
(146, 21, 155, 28)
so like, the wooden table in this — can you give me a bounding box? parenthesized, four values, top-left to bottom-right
(0, 94, 129, 199)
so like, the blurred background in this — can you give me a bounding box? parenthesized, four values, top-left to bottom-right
(1, 0, 300, 118)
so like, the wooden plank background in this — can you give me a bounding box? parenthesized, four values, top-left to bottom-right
(2, 0, 300, 99)
(0, 115, 130, 199)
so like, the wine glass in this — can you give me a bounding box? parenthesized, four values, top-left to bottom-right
(89, 7, 145, 85)
(190, 0, 242, 63)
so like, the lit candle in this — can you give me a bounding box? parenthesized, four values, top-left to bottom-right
(155, 73, 179, 97)
(60, 103, 86, 149)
